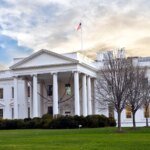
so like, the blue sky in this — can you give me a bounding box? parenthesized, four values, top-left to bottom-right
(0, 0, 150, 67)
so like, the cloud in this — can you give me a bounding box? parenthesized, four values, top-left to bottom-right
(0, 34, 32, 66)
(0, 0, 150, 65)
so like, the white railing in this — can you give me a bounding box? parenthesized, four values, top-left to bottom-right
(138, 57, 150, 62)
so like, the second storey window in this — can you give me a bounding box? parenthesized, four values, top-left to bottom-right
(12, 87, 14, 98)
(47, 85, 53, 96)
(0, 88, 3, 99)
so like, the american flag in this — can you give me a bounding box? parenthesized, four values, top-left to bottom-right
(77, 22, 82, 30)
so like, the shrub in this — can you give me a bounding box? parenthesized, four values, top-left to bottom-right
(42, 114, 53, 120)
(73, 115, 87, 127)
(41, 114, 53, 129)
(108, 117, 116, 127)
(86, 115, 99, 128)
(0, 115, 116, 129)
(50, 116, 77, 129)
(98, 115, 109, 127)
(0, 119, 25, 129)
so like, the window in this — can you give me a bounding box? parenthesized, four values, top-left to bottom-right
(0, 109, 3, 118)
(28, 107, 30, 118)
(126, 106, 132, 118)
(144, 106, 150, 118)
(65, 84, 71, 96)
(48, 106, 53, 115)
(28, 87, 30, 97)
(108, 105, 114, 118)
(0, 88, 3, 99)
(12, 87, 14, 98)
(12, 108, 14, 119)
(47, 85, 53, 96)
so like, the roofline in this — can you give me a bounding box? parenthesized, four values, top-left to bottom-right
(10, 62, 78, 70)
(10, 49, 79, 69)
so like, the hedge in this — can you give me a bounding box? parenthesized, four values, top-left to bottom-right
(0, 115, 116, 129)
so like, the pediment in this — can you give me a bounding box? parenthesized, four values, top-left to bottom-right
(10, 49, 78, 69)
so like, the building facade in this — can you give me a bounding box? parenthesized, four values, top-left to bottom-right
(0, 49, 149, 127)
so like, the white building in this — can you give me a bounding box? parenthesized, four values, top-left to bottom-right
(0, 49, 149, 127)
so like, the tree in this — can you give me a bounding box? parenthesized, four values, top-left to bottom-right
(142, 78, 150, 127)
(127, 63, 147, 128)
(95, 52, 132, 131)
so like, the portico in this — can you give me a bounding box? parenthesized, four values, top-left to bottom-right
(11, 50, 97, 119)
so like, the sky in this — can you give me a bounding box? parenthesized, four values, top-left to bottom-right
(0, 0, 150, 67)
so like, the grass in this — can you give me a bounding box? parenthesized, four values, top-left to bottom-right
(0, 127, 149, 150)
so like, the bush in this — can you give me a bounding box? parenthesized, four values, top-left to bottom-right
(86, 115, 99, 128)
(108, 117, 116, 127)
(0, 119, 25, 129)
(98, 115, 109, 127)
(41, 114, 53, 129)
(0, 114, 116, 129)
(50, 116, 77, 129)
(73, 115, 87, 127)
(42, 114, 53, 120)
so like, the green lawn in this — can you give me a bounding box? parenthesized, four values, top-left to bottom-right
(0, 127, 149, 150)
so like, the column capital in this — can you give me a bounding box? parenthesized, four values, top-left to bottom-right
(81, 73, 87, 77)
(73, 71, 82, 76)
(87, 75, 91, 78)
(13, 76, 18, 79)
(31, 74, 37, 77)
(52, 72, 58, 75)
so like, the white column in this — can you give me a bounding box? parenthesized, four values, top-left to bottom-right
(82, 74, 87, 116)
(4, 85, 11, 119)
(40, 82, 43, 117)
(24, 80, 28, 118)
(53, 73, 59, 116)
(93, 79, 98, 114)
(14, 77, 19, 119)
(30, 82, 33, 118)
(74, 71, 80, 116)
(87, 76, 92, 115)
(33, 75, 38, 117)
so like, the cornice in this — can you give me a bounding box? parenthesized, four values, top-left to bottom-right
(10, 49, 79, 69)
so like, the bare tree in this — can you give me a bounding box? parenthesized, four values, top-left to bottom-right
(127, 64, 147, 128)
(142, 78, 150, 127)
(96, 52, 132, 131)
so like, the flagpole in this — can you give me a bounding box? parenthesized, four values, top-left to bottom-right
(81, 22, 83, 51)
(77, 22, 83, 51)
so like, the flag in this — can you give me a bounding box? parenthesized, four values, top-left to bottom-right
(77, 22, 82, 30)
